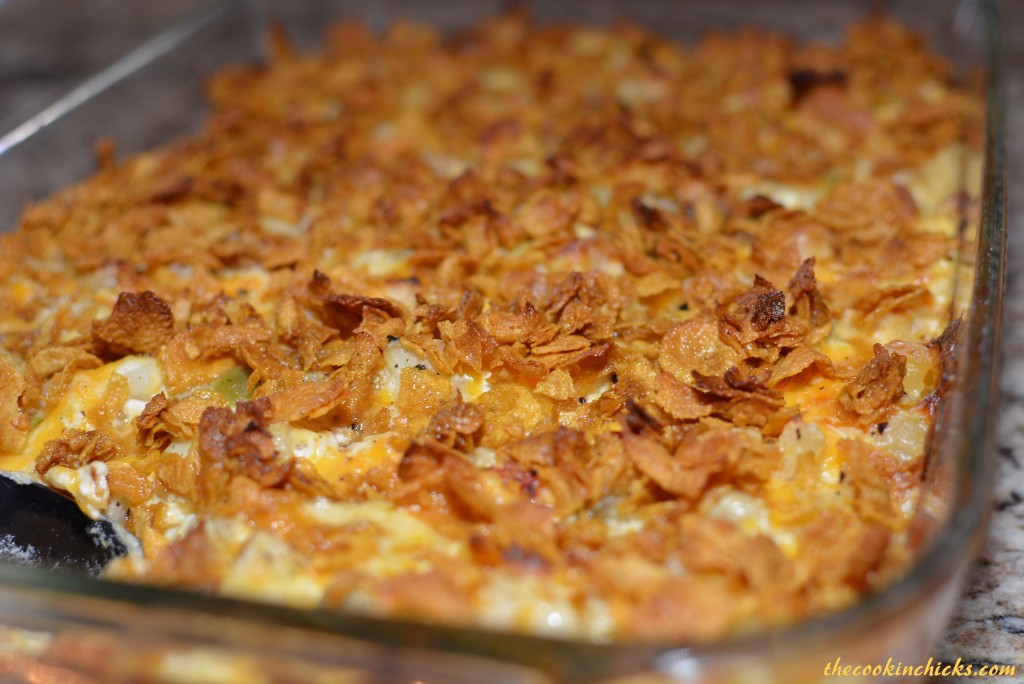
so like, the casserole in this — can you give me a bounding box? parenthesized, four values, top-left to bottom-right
(0, 0, 1004, 681)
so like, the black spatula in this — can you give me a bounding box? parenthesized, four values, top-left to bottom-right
(0, 474, 128, 574)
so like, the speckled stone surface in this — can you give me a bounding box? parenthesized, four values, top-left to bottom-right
(0, 0, 1021, 678)
(930, 2, 1023, 680)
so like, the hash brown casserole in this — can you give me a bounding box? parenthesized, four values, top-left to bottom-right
(0, 12, 981, 641)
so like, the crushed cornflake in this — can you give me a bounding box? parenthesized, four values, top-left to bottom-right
(0, 11, 980, 642)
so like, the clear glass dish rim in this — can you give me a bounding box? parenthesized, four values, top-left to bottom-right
(0, 0, 1006, 677)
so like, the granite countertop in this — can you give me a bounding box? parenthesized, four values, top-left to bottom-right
(934, 1, 1023, 677)
(0, 0, 1021, 678)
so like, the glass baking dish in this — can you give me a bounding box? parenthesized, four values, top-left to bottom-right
(0, 0, 218, 136)
(0, 0, 1005, 681)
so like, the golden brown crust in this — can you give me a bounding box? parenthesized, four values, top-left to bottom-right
(787, 257, 831, 330)
(198, 398, 289, 495)
(92, 291, 176, 359)
(0, 11, 978, 643)
(838, 344, 908, 421)
(0, 356, 29, 452)
(36, 429, 123, 476)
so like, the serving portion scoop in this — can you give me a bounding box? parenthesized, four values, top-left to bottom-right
(0, 473, 128, 574)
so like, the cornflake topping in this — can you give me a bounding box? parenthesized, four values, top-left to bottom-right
(0, 11, 979, 642)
